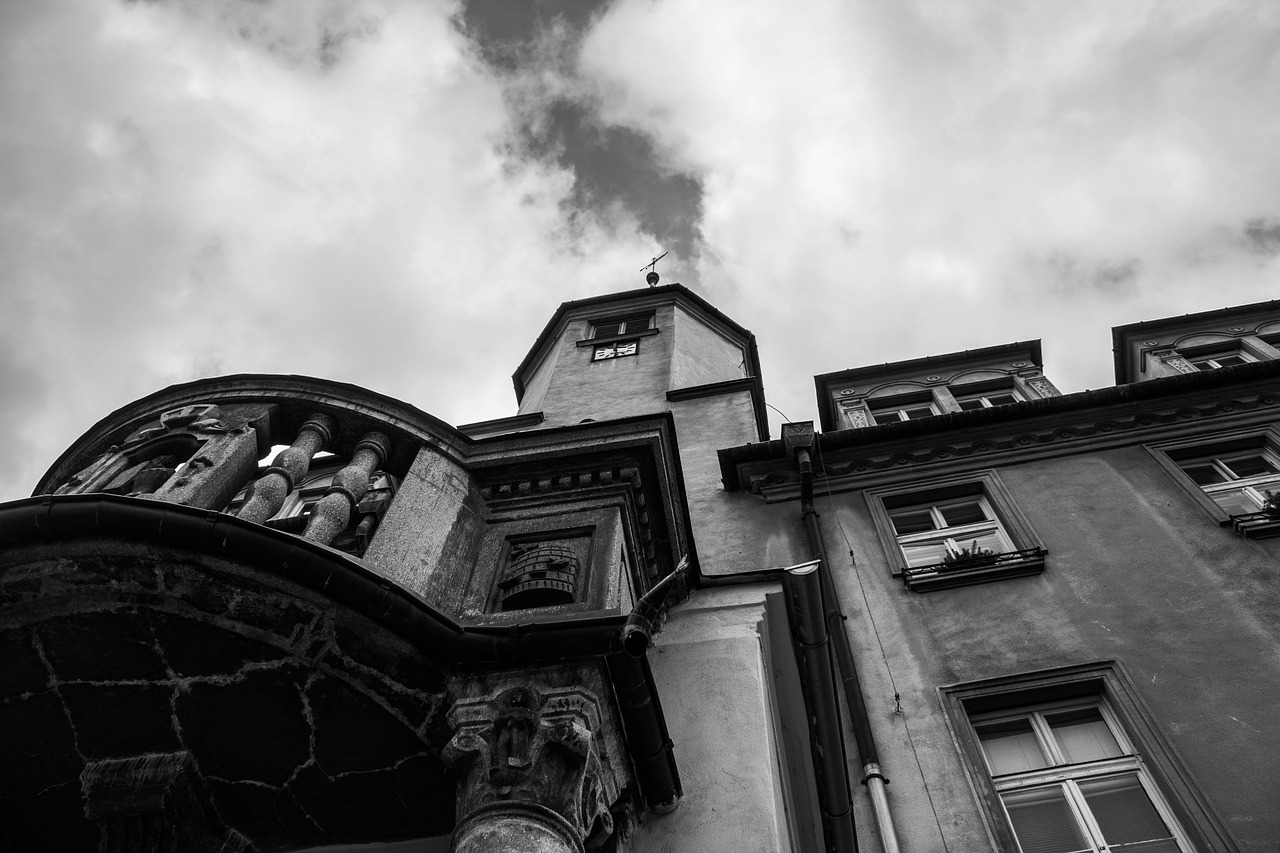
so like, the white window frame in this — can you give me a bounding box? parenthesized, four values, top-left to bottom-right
(889, 495, 1013, 568)
(868, 397, 939, 425)
(953, 387, 1024, 411)
(1149, 427, 1280, 523)
(1179, 447, 1280, 514)
(1182, 347, 1256, 371)
(939, 663, 1240, 853)
(865, 471, 1047, 590)
(974, 699, 1194, 853)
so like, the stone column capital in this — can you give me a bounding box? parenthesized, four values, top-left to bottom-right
(443, 683, 619, 852)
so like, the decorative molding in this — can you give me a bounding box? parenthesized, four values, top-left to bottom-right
(1025, 376, 1061, 398)
(746, 392, 1280, 499)
(444, 684, 618, 852)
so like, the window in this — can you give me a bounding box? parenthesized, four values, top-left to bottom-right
(1151, 429, 1280, 537)
(592, 341, 639, 361)
(975, 701, 1191, 853)
(866, 472, 1045, 591)
(1179, 345, 1255, 371)
(940, 663, 1237, 853)
(953, 384, 1024, 411)
(888, 495, 1011, 567)
(868, 393, 938, 425)
(591, 314, 652, 339)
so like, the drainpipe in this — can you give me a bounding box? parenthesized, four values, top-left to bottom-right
(783, 422, 902, 853)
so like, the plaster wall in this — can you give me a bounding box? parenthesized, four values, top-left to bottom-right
(630, 586, 795, 853)
(532, 308, 676, 428)
(517, 343, 561, 417)
(670, 303, 748, 390)
(812, 443, 1280, 852)
(670, 396, 805, 577)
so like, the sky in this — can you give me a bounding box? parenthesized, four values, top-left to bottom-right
(1, 0, 1279, 502)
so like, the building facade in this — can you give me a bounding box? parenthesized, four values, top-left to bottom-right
(1, 284, 1276, 852)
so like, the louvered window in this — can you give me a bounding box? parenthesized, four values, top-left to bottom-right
(591, 314, 652, 339)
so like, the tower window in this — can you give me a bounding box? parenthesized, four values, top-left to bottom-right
(591, 314, 653, 339)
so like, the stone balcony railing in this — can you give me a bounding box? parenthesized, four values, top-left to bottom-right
(44, 394, 409, 558)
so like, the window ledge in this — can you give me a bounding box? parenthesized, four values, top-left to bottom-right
(576, 328, 660, 347)
(903, 547, 1047, 592)
(1229, 511, 1280, 539)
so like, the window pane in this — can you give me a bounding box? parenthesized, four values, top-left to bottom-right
(958, 399, 985, 411)
(987, 394, 1019, 406)
(873, 412, 902, 425)
(900, 540, 950, 568)
(939, 500, 987, 527)
(1001, 786, 1092, 853)
(1223, 454, 1276, 478)
(903, 406, 935, 420)
(1215, 355, 1246, 367)
(890, 509, 936, 535)
(1180, 463, 1225, 486)
(977, 719, 1049, 775)
(1046, 708, 1123, 764)
(1078, 774, 1173, 847)
(949, 530, 1006, 556)
(1207, 488, 1262, 515)
(593, 322, 622, 338)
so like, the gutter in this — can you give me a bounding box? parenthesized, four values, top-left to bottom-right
(0, 493, 680, 816)
(786, 424, 902, 853)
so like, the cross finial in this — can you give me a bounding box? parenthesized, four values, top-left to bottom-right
(641, 251, 668, 286)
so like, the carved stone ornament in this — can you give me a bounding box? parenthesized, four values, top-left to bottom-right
(56, 403, 270, 510)
(1158, 350, 1199, 375)
(1025, 376, 1062, 398)
(80, 751, 256, 853)
(498, 541, 580, 610)
(839, 401, 870, 429)
(443, 685, 615, 853)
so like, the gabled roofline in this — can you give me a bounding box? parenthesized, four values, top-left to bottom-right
(1111, 298, 1280, 384)
(812, 340, 1043, 432)
(512, 283, 764, 402)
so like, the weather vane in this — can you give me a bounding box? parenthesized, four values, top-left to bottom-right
(641, 251, 668, 287)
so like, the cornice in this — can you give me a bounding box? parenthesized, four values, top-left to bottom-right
(727, 376, 1280, 501)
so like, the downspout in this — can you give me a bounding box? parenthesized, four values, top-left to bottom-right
(786, 424, 902, 853)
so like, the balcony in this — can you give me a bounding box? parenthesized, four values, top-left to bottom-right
(902, 546, 1047, 592)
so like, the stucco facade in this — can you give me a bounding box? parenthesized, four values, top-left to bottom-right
(1, 284, 1276, 852)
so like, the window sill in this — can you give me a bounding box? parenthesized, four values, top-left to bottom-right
(902, 547, 1047, 592)
(1229, 511, 1280, 539)
(576, 327, 660, 347)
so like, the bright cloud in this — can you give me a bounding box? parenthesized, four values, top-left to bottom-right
(1, 0, 1278, 500)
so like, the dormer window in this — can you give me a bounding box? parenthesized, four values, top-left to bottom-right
(869, 393, 938, 425)
(591, 314, 653, 339)
(1182, 346, 1255, 371)
(952, 382, 1024, 411)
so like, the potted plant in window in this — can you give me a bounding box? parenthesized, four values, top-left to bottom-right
(941, 541, 999, 570)
(1262, 490, 1280, 518)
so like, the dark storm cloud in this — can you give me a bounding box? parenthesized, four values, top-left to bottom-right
(1242, 217, 1280, 257)
(458, 0, 704, 265)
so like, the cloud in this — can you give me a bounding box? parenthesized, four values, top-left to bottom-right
(1, 0, 1279, 501)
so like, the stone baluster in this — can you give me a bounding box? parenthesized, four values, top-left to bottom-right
(302, 430, 391, 547)
(237, 413, 336, 524)
(443, 684, 617, 853)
